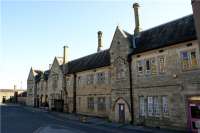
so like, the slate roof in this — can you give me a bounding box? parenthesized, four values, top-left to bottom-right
(65, 49, 110, 74)
(43, 70, 50, 81)
(131, 14, 197, 55)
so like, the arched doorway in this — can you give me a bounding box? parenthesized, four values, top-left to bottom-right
(113, 97, 131, 123)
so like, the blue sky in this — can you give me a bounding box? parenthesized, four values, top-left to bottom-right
(0, 0, 192, 89)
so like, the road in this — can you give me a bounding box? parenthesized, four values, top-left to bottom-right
(1, 104, 147, 133)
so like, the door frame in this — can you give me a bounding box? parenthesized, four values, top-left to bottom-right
(188, 98, 200, 132)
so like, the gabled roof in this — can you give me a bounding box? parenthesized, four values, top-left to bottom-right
(56, 57, 63, 65)
(130, 14, 197, 55)
(65, 49, 110, 74)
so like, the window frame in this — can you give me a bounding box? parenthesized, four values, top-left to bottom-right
(181, 49, 198, 70)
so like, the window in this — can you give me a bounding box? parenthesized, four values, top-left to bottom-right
(153, 96, 160, 116)
(191, 51, 198, 66)
(87, 74, 94, 85)
(146, 60, 151, 73)
(87, 97, 94, 110)
(151, 58, 157, 75)
(181, 50, 198, 70)
(147, 97, 153, 116)
(97, 72, 105, 84)
(159, 56, 165, 73)
(97, 97, 106, 111)
(162, 96, 169, 116)
(77, 76, 81, 86)
(137, 60, 143, 74)
(139, 96, 145, 116)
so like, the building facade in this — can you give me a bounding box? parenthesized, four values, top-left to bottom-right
(27, 1, 200, 131)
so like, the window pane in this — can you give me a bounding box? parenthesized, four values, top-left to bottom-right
(137, 61, 143, 74)
(159, 57, 165, 73)
(191, 51, 197, 67)
(153, 97, 160, 116)
(87, 97, 94, 110)
(191, 106, 200, 119)
(146, 60, 150, 71)
(97, 97, 106, 111)
(148, 97, 153, 116)
(181, 52, 189, 70)
(162, 96, 169, 116)
(151, 58, 157, 75)
(139, 96, 145, 116)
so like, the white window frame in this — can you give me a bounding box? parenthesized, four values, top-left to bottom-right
(137, 60, 144, 75)
(147, 96, 153, 116)
(162, 96, 169, 117)
(158, 56, 165, 74)
(139, 96, 146, 116)
(153, 96, 160, 117)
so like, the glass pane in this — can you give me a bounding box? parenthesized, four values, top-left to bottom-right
(182, 52, 188, 59)
(191, 106, 200, 119)
(181, 52, 189, 69)
(191, 51, 197, 66)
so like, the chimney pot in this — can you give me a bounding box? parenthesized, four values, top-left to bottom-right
(192, 0, 200, 45)
(97, 31, 103, 52)
(63, 45, 69, 64)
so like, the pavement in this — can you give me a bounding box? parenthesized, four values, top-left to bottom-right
(1, 103, 185, 133)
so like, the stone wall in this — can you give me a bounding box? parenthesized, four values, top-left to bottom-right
(109, 26, 132, 123)
(75, 67, 112, 117)
(131, 40, 200, 130)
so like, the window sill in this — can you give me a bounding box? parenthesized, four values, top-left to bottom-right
(182, 67, 200, 72)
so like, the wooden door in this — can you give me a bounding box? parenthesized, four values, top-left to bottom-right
(119, 104, 125, 123)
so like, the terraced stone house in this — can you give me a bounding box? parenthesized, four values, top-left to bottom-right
(27, 1, 200, 132)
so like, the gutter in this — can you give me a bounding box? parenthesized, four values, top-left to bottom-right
(128, 55, 134, 124)
(73, 73, 77, 114)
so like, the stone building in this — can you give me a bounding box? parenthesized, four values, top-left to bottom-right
(27, 1, 200, 131)
(130, 15, 199, 130)
(0, 88, 25, 103)
(192, 0, 200, 44)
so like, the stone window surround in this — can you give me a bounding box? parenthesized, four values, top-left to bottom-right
(136, 55, 166, 76)
(180, 49, 198, 70)
(138, 95, 169, 118)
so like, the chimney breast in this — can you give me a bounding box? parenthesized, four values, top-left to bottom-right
(63, 45, 69, 64)
(192, 0, 200, 45)
(133, 3, 141, 36)
(97, 31, 103, 52)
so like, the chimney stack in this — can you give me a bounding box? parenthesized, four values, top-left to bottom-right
(97, 31, 103, 52)
(133, 3, 141, 36)
(192, 0, 200, 45)
(63, 45, 69, 64)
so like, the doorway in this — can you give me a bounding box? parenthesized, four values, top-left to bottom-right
(119, 103, 125, 123)
(2, 96, 6, 103)
(188, 96, 200, 133)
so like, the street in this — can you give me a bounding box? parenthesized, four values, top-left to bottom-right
(0, 104, 183, 133)
(0, 104, 142, 133)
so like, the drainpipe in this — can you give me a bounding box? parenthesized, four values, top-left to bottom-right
(73, 73, 77, 114)
(128, 56, 134, 124)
